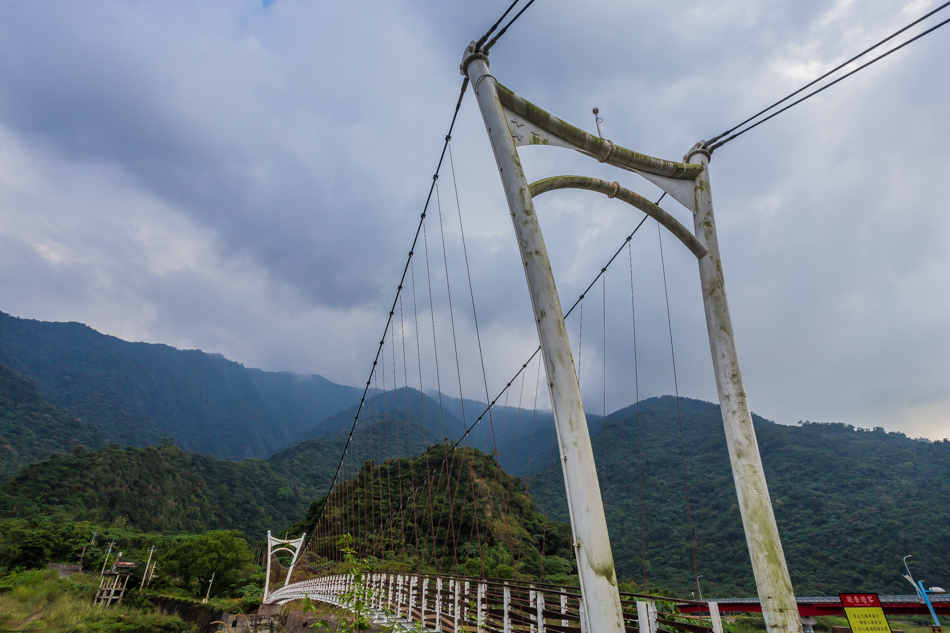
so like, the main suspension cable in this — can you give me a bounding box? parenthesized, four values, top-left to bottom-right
(442, 195, 659, 465)
(318, 4, 950, 552)
(483, 0, 538, 52)
(475, 0, 523, 50)
(710, 5, 950, 150)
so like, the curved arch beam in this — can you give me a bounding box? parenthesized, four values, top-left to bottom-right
(271, 547, 296, 556)
(529, 176, 708, 259)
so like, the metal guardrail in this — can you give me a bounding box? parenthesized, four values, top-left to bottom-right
(266, 573, 725, 633)
(680, 594, 950, 617)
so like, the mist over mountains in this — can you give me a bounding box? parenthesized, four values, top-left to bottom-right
(0, 311, 362, 460)
(0, 310, 573, 476)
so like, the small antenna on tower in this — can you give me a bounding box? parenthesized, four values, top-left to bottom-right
(593, 107, 604, 138)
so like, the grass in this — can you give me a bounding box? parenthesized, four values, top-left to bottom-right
(141, 584, 261, 615)
(731, 613, 939, 633)
(0, 569, 196, 632)
(880, 617, 940, 633)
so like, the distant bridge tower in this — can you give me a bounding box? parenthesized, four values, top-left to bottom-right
(262, 531, 306, 603)
(461, 41, 801, 633)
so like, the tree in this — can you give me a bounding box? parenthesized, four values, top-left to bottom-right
(164, 530, 252, 597)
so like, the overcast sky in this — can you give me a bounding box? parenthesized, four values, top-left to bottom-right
(0, 0, 948, 440)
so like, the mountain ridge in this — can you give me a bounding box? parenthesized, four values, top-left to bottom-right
(528, 395, 950, 596)
(0, 311, 362, 461)
(0, 364, 105, 481)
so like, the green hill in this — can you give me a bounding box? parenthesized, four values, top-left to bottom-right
(528, 396, 950, 597)
(267, 415, 440, 506)
(0, 443, 317, 537)
(424, 391, 599, 477)
(5, 325, 949, 601)
(313, 387, 466, 442)
(0, 364, 104, 481)
(0, 418, 439, 539)
(300, 443, 574, 582)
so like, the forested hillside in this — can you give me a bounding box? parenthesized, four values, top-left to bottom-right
(0, 311, 361, 460)
(529, 396, 950, 597)
(300, 444, 575, 583)
(268, 420, 435, 487)
(317, 386, 594, 477)
(0, 364, 104, 481)
(0, 443, 319, 537)
(0, 312, 562, 476)
(4, 309, 948, 599)
(0, 419, 439, 538)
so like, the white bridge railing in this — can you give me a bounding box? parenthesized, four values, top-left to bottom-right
(266, 573, 725, 633)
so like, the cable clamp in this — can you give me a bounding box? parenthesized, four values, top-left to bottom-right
(607, 181, 620, 198)
(598, 140, 615, 163)
(460, 42, 489, 76)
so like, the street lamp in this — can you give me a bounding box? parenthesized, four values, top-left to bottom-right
(902, 555, 943, 632)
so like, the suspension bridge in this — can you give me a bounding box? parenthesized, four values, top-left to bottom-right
(253, 3, 950, 633)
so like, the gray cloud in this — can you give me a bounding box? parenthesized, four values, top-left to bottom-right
(0, 0, 947, 439)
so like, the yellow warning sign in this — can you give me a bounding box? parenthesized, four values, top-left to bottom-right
(840, 593, 893, 633)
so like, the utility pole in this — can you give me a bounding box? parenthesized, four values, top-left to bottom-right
(79, 531, 98, 568)
(99, 541, 115, 578)
(146, 560, 157, 589)
(140, 546, 155, 590)
(203, 571, 216, 604)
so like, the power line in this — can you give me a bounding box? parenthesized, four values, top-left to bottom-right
(709, 3, 950, 151)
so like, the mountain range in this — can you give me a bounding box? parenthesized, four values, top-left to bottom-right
(2, 312, 949, 597)
(0, 363, 104, 480)
(0, 311, 362, 461)
(529, 396, 950, 596)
